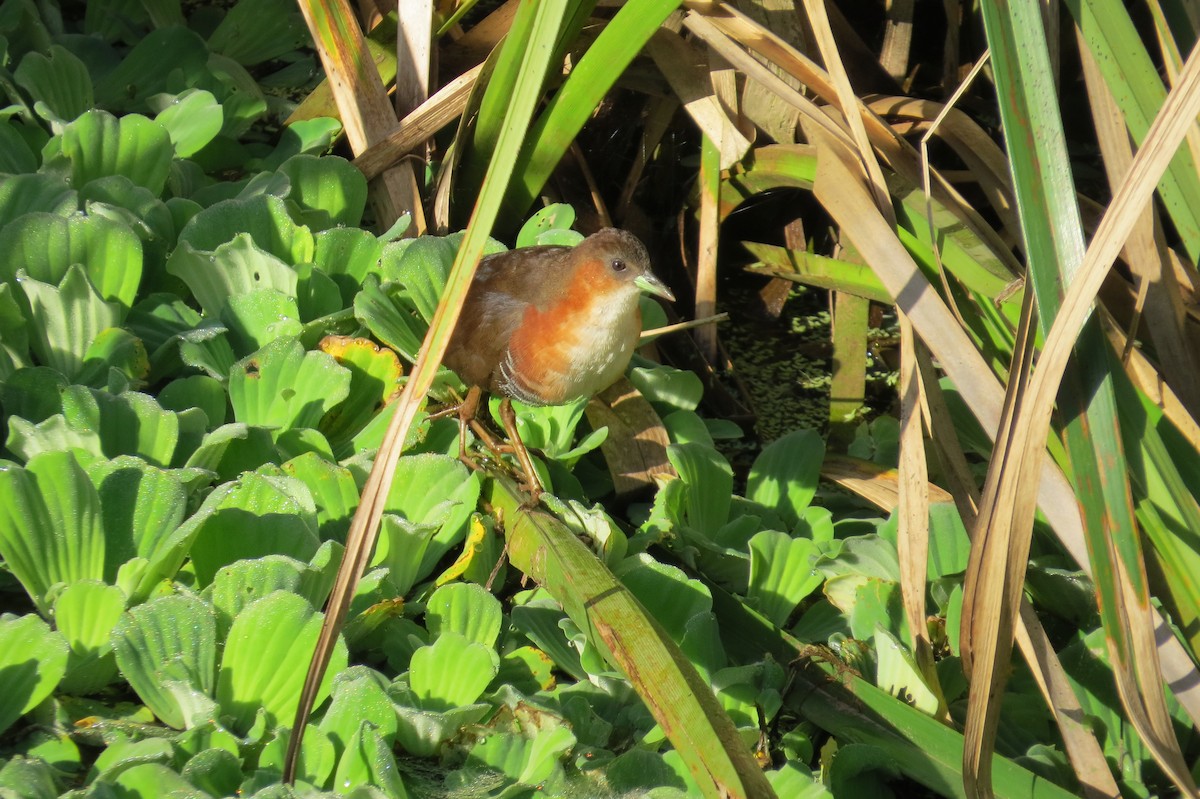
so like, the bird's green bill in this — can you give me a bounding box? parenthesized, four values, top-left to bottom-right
(635, 272, 675, 302)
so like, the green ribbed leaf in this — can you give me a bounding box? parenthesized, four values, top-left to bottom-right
(158, 375, 227, 430)
(216, 590, 346, 733)
(228, 336, 350, 430)
(0, 367, 65, 425)
(207, 0, 309, 66)
(18, 264, 121, 380)
(280, 452, 358, 543)
(110, 763, 202, 799)
(8, 388, 179, 467)
(14, 44, 93, 125)
(746, 429, 824, 529)
(175, 194, 315, 266)
(667, 442, 733, 534)
(153, 90, 223, 158)
(88, 455, 189, 597)
(379, 236, 457, 324)
(63, 387, 179, 467)
(54, 579, 125, 695)
(0, 615, 68, 735)
(515, 203, 577, 247)
(465, 725, 575, 786)
(277, 154, 367, 229)
(617, 556, 716, 646)
(0, 451, 104, 614)
(315, 335, 402, 458)
(0, 212, 142, 310)
(746, 531, 823, 627)
(56, 111, 173, 196)
(208, 555, 312, 636)
(0, 125, 38, 174)
(318, 666, 397, 762)
(332, 721, 408, 798)
(409, 631, 498, 711)
(383, 454, 479, 576)
(221, 288, 303, 356)
(179, 748, 241, 799)
(0, 174, 75, 228)
(75, 328, 150, 387)
(352, 276, 424, 361)
(312, 226, 383, 302)
(185, 468, 321, 586)
(111, 593, 217, 730)
(167, 236, 298, 319)
(93, 27, 208, 111)
(425, 582, 502, 649)
(0, 289, 26, 379)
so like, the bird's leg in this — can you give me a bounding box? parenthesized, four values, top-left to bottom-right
(455, 385, 485, 471)
(498, 397, 544, 506)
(456, 386, 511, 466)
(454, 387, 528, 484)
(467, 417, 511, 466)
(455, 389, 543, 503)
(468, 417, 508, 459)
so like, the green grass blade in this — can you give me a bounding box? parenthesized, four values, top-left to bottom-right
(707, 581, 1079, 799)
(462, 0, 542, 184)
(458, 1, 595, 208)
(1114, 362, 1200, 656)
(287, 0, 575, 780)
(978, 2, 1197, 793)
(489, 477, 776, 798)
(499, 0, 683, 227)
(1066, 0, 1200, 261)
(741, 241, 892, 302)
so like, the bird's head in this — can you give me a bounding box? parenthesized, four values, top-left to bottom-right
(570, 228, 675, 303)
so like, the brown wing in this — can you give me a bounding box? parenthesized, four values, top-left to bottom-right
(442, 245, 575, 388)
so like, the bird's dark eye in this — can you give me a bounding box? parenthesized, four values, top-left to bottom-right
(611, 258, 627, 272)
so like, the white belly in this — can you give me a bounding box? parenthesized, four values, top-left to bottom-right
(559, 291, 641, 399)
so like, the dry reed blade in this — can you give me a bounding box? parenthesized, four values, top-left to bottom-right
(1079, 33, 1200, 416)
(691, 2, 1024, 279)
(798, 0, 894, 224)
(809, 115, 1200, 743)
(827, 289, 869, 438)
(896, 312, 941, 716)
(696, 133, 721, 366)
(961, 37, 1200, 798)
(867, 92, 1019, 240)
(284, 0, 572, 780)
(354, 63, 483, 181)
(879, 0, 915, 82)
(1012, 603, 1122, 798)
(294, 0, 418, 228)
(824, 402, 1118, 797)
(646, 28, 754, 167)
(959, 269, 1038, 799)
(913, 344, 980, 527)
(1099, 311, 1200, 452)
(681, 11, 856, 152)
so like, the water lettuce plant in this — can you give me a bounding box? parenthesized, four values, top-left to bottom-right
(2, 0, 1198, 798)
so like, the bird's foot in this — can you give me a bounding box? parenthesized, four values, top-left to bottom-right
(497, 398, 547, 507)
(454, 390, 546, 506)
(457, 449, 482, 473)
(455, 385, 503, 471)
(518, 483, 543, 510)
(425, 402, 463, 423)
